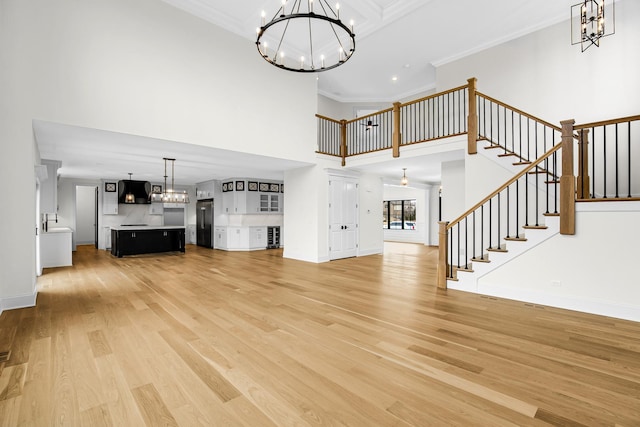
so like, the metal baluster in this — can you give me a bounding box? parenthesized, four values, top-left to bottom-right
(592, 126, 596, 198)
(449, 229, 453, 278)
(490, 100, 493, 143)
(456, 223, 460, 269)
(497, 193, 501, 248)
(506, 186, 510, 238)
(629, 122, 632, 198)
(464, 217, 468, 269)
(510, 110, 514, 155)
(615, 123, 619, 198)
(480, 205, 484, 259)
(472, 210, 476, 260)
(489, 198, 493, 249)
(545, 157, 550, 214)
(525, 167, 529, 226)
(554, 152, 558, 213)
(603, 125, 607, 198)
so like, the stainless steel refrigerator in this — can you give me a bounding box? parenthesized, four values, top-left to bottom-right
(196, 199, 214, 248)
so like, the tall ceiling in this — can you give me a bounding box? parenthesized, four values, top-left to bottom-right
(161, 0, 570, 102)
(37, 0, 573, 186)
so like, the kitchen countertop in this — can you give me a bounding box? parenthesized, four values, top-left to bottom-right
(110, 225, 186, 231)
(43, 227, 73, 234)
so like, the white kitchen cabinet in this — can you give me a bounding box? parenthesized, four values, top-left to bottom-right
(246, 191, 260, 213)
(249, 227, 267, 249)
(102, 181, 118, 215)
(40, 227, 72, 268)
(103, 226, 112, 250)
(226, 227, 250, 250)
(40, 159, 61, 214)
(259, 194, 280, 213)
(187, 224, 196, 244)
(221, 179, 283, 214)
(196, 180, 215, 200)
(222, 185, 248, 214)
(214, 227, 227, 249)
(149, 203, 164, 215)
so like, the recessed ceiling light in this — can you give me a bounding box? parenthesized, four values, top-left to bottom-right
(403, 64, 411, 68)
(391, 76, 398, 81)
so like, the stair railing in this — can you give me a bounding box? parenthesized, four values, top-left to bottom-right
(476, 92, 563, 165)
(575, 115, 640, 200)
(399, 84, 469, 146)
(437, 143, 563, 287)
(315, 81, 470, 164)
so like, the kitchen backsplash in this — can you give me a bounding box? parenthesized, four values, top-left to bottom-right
(101, 204, 164, 228)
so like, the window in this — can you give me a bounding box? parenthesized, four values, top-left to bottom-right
(382, 199, 416, 229)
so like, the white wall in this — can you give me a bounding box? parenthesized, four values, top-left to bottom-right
(0, 0, 318, 311)
(283, 165, 323, 262)
(440, 159, 466, 222)
(478, 203, 640, 322)
(358, 174, 384, 255)
(437, 0, 640, 125)
(428, 184, 440, 246)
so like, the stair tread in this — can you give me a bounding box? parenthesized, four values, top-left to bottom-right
(504, 236, 527, 241)
(543, 212, 560, 217)
(498, 153, 517, 157)
(471, 256, 491, 263)
(513, 161, 531, 165)
(484, 145, 502, 149)
(523, 225, 548, 229)
(487, 246, 508, 253)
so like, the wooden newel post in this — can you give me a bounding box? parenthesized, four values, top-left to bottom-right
(560, 119, 576, 235)
(437, 221, 449, 289)
(392, 102, 401, 158)
(577, 128, 590, 199)
(340, 119, 347, 167)
(467, 77, 478, 155)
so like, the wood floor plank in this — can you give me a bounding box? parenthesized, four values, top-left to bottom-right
(80, 403, 114, 427)
(0, 243, 638, 426)
(131, 383, 179, 427)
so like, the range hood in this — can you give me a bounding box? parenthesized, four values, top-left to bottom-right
(118, 180, 151, 204)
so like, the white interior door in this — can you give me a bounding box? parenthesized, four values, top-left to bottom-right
(76, 185, 97, 245)
(329, 177, 358, 260)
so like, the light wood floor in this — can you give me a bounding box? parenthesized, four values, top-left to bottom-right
(1, 243, 639, 426)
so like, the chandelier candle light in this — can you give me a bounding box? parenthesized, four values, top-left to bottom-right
(149, 158, 190, 204)
(256, 0, 356, 72)
(571, 0, 615, 52)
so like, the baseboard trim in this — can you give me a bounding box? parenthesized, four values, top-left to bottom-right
(476, 283, 640, 322)
(358, 247, 383, 257)
(0, 289, 38, 316)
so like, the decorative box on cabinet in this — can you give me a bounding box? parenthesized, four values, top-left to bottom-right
(102, 181, 118, 215)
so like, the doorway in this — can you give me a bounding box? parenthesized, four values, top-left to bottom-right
(75, 185, 98, 247)
(329, 176, 358, 260)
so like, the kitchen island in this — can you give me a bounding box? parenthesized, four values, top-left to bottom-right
(110, 225, 185, 258)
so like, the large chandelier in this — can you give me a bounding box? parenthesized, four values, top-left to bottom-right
(571, 0, 615, 52)
(149, 158, 190, 204)
(256, 0, 356, 72)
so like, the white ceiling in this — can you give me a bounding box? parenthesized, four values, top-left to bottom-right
(34, 120, 313, 185)
(36, 0, 573, 187)
(161, 0, 570, 102)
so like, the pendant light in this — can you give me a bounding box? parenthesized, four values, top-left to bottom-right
(150, 158, 190, 204)
(401, 168, 408, 186)
(124, 173, 135, 204)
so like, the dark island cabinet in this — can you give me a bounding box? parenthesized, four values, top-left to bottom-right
(111, 228, 185, 257)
